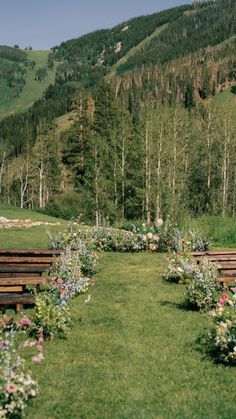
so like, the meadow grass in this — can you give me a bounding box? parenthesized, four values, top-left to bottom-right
(0, 50, 57, 120)
(180, 215, 236, 248)
(20, 252, 236, 419)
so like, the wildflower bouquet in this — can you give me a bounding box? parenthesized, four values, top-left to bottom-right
(165, 253, 197, 284)
(31, 292, 71, 339)
(0, 328, 37, 418)
(188, 231, 211, 252)
(207, 295, 236, 364)
(49, 249, 91, 305)
(186, 258, 220, 311)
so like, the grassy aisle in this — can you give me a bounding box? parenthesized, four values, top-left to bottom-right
(24, 253, 236, 419)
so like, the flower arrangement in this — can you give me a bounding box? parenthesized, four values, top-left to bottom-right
(49, 249, 91, 305)
(206, 295, 236, 364)
(48, 224, 99, 277)
(186, 258, 220, 311)
(31, 292, 71, 339)
(92, 219, 182, 253)
(164, 253, 197, 284)
(188, 231, 211, 252)
(0, 327, 37, 418)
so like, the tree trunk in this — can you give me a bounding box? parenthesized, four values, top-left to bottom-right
(156, 126, 163, 220)
(39, 160, 44, 208)
(121, 130, 125, 220)
(94, 145, 99, 229)
(0, 148, 6, 195)
(145, 119, 151, 224)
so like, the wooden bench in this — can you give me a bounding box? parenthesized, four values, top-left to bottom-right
(0, 250, 62, 313)
(192, 251, 236, 285)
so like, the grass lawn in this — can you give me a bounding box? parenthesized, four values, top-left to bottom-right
(1, 206, 236, 417)
(0, 204, 67, 249)
(17, 252, 236, 419)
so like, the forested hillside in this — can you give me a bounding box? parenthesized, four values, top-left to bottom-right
(0, 0, 236, 224)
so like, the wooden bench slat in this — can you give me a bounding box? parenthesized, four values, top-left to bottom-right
(195, 257, 236, 262)
(0, 257, 55, 263)
(0, 249, 62, 255)
(0, 272, 40, 278)
(0, 265, 50, 273)
(0, 277, 46, 285)
(192, 251, 236, 257)
(0, 286, 23, 292)
(217, 276, 236, 283)
(0, 293, 35, 304)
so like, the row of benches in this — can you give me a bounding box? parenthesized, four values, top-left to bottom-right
(1, 248, 236, 313)
(0, 250, 62, 313)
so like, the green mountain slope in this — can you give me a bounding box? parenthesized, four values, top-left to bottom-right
(107, 23, 169, 79)
(1, 0, 236, 222)
(0, 48, 57, 120)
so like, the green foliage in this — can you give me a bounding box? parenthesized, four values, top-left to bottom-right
(0, 45, 27, 62)
(180, 215, 236, 248)
(32, 292, 71, 339)
(54, 5, 190, 87)
(41, 193, 82, 220)
(35, 67, 47, 82)
(117, 0, 236, 73)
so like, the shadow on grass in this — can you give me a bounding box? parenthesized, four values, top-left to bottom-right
(160, 299, 198, 312)
(194, 331, 236, 368)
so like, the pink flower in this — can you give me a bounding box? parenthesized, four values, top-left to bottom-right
(37, 345, 43, 352)
(6, 383, 17, 394)
(218, 293, 229, 306)
(17, 316, 32, 329)
(23, 340, 36, 348)
(0, 340, 8, 349)
(57, 278, 64, 284)
(149, 243, 157, 251)
(32, 353, 44, 363)
(38, 337, 44, 344)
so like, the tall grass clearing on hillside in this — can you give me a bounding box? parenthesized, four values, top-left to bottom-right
(180, 215, 236, 247)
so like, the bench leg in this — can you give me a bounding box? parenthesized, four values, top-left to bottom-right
(16, 304, 23, 314)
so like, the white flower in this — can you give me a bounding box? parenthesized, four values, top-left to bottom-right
(156, 218, 163, 228)
(85, 294, 91, 304)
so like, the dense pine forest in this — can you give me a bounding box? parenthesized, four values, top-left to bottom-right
(0, 0, 236, 224)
